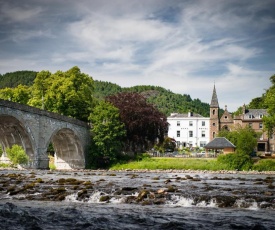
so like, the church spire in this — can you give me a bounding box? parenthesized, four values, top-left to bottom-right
(210, 84, 219, 108)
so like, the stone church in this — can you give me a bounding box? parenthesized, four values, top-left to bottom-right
(209, 85, 274, 153)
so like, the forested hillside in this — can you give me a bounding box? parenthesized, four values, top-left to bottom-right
(0, 71, 37, 88)
(94, 83, 210, 116)
(0, 70, 211, 117)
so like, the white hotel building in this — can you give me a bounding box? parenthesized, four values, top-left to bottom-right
(167, 112, 210, 149)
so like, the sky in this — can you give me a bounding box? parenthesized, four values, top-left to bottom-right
(0, 0, 275, 112)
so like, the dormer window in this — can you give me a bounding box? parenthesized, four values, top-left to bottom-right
(259, 114, 263, 118)
(249, 114, 253, 119)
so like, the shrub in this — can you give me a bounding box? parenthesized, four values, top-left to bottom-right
(252, 159, 275, 171)
(217, 153, 253, 170)
(6, 145, 29, 165)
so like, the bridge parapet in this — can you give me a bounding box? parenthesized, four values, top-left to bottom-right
(0, 99, 89, 128)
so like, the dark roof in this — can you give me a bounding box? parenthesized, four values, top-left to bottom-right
(168, 112, 203, 118)
(210, 85, 219, 108)
(205, 137, 235, 149)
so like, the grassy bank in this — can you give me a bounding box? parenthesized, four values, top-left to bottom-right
(110, 157, 275, 171)
(111, 157, 226, 171)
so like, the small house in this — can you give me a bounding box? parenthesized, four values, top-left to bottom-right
(205, 137, 236, 154)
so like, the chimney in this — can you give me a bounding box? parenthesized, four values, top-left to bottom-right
(242, 104, 246, 114)
(188, 111, 193, 117)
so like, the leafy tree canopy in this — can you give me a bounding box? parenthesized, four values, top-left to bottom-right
(107, 92, 168, 153)
(262, 74, 275, 138)
(88, 101, 126, 167)
(218, 125, 259, 155)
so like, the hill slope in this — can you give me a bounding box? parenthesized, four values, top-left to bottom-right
(0, 71, 211, 117)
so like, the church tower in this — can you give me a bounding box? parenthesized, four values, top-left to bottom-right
(209, 85, 219, 141)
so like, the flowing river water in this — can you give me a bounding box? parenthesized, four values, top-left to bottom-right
(0, 169, 274, 229)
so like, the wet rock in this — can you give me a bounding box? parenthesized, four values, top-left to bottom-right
(153, 199, 165, 205)
(156, 189, 166, 194)
(254, 181, 263, 185)
(100, 195, 111, 202)
(137, 190, 149, 201)
(142, 184, 151, 187)
(130, 174, 138, 179)
(121, 187, 138, 191)
(267, 184, 274, 189)
(185, 175, 193, 179)
(108, 173, 116, 176)
(264, 191, 273, 196)
(141, 200, 152, 206)
(152, 177, 160, 180)
(166, 185, 177, 193)
(124, 195, 137, 204)
(36, 178, 44, 183)
(215, 196, 237, 208)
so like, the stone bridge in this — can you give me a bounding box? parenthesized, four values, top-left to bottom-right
(0, 99, 91, 169)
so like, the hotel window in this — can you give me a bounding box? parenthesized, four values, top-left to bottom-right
(177, 121, 180, 126)
(189, 131, 193, 137)
(201, 130, 205, 137)
(202, 121, 205, 126)
(200, 141, 206, 147)
(189, 121, 193, 126)
(259, 123, 263, 129)
(177, 131, 180, 137)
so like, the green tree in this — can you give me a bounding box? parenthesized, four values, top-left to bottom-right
(0, 87, 14, 101)
(89, 101, 126, 167)
(0, 85, 31, 104)
(6, 145, 29, 165)
(43, 66, 95, 121)
(263, 74, 275, 144)
(218, 125, 259, 155)
(28, 70, 52, 109)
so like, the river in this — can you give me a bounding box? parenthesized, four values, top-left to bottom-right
(0, 169, 274, 229)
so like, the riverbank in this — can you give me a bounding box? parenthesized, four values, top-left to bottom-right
(1, 167, 275, 175)
(110, 157, 275, 172)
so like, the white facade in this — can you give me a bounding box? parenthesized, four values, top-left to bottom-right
(167, 112, 210, 149)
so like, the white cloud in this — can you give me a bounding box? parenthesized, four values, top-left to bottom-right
(0, 0, 274, 113)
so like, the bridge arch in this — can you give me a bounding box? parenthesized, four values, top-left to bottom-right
(47, 128, 85, 169)
(0, 115, 35, 164)
(0, 99, 91, 169)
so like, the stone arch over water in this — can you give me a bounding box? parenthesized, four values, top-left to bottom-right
(49, 128, 85, 169)
(0, 115, 35, 163)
